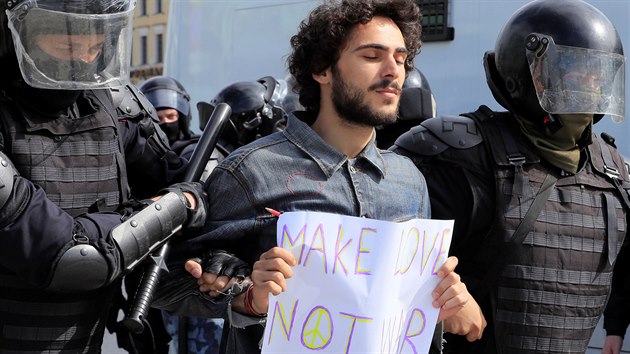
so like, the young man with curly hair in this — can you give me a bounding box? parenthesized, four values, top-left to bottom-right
(180, 1, 485, 353)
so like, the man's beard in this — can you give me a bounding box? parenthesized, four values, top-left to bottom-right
(331, 66, 400, 127)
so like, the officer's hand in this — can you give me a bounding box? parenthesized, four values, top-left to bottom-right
(185, 250, 252, 297)
(158, 181, 208, 230)
(602, 335, 623, 354)
(201, 249, 251, 278)
(184, 259, 230, 297)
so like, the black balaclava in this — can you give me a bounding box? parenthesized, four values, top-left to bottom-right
(159, 121, 181, 144)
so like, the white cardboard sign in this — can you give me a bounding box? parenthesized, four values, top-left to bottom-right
(261, 211, 454, 354)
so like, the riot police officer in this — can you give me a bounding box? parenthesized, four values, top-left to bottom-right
(0, 0, 208, 352)
(195, 76, 292, 180)
(140, 76, 199, 159)
(205, 76, 290, 150)
(392, 0, 629, 353)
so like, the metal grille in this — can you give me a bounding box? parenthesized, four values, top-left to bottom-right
(417, 0, 454, 42)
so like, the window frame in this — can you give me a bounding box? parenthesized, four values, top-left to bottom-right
(417, 0, 454, 42)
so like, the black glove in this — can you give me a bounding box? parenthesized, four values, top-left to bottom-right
(158, 181, 208, 230)
(192, 249, 252, 279)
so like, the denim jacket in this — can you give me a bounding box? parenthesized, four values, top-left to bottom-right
(157, 113, 431, 353)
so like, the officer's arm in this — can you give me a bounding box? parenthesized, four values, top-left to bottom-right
(0, 158, 194, 292)
(46, 192, 189, 292)
(604, 243, 630, 339)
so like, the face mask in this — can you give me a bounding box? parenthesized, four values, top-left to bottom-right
(550, 114, 593, 150)
(29, 43, 101, 83)
(16, 85, 81, 114)
(159, 121, 180, 144)
(515, 113, 593, 174)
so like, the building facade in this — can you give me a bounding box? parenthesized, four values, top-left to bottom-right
(131, 0, 169, 84)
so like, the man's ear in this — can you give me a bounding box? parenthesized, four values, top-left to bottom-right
(312, 68, 331, 85)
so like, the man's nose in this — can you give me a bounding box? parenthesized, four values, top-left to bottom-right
(381, 56, 401, 79)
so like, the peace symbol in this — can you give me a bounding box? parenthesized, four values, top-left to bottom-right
(301, 306, 333, 349)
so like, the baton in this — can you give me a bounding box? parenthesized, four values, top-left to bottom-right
(121, 102, 232, 333)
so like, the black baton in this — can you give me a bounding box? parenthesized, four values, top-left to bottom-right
(121, 102, 232, 333)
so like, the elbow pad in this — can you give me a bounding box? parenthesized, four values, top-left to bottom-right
(45, 192, 188, 293)
(46, 241, 111, 292)
(111, 192, 188, 272)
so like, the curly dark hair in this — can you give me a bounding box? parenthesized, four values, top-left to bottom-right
(287, 0, 422, 113)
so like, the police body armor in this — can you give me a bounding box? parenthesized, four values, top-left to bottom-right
(0, 90, 130, 352)
(3, 89, 129, 216)
(396, 106, 630, 354)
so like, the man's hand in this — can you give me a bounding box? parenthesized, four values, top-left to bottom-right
(433, 256, 468, 322)
(432, 256, 486, 341)
(443, 296, 486, 341)
(249, 247, 296, 314)
(602, 335, 623, 354)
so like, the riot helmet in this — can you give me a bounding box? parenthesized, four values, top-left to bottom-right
(486, 0, 625, 126)
(376, 67, 436, 149)
(398, 67, 436, 121)
(203, 76, 288, 149)
(0, 0, 134, 90)
(275, 75, 304, 117)
(140, 76, 192, 142)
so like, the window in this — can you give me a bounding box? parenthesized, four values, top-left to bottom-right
(140, 35, 148, 65)
(155, 0, 163, 14)
(416, 0, 454, 42)
(153, 25, 165, 64)
(138, 0, 147, 16)
(156, 33, 163, 63)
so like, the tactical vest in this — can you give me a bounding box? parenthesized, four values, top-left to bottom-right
(0, 90, 128, 353)
(1, 90, 129, 216)
(466, 107, 630, 354)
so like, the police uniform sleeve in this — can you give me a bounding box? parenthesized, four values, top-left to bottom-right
(0, 174, 122, 289)
(0, 176, 191, 292)
(604, 243, 630, 338)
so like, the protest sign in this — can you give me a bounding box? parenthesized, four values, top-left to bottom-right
(261, 211, 453, 354)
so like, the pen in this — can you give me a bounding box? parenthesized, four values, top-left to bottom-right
(265, 207, 282, 217)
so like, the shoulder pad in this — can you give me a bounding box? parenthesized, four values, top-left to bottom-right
(393, 115, 483, 156)
(0, 151, 18, 210)
(590, 133, 630, 182)
(110, 84, 159, 122)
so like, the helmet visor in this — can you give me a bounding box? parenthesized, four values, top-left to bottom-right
(527, 35, 626, 122)
(144, 89, 191, 117)
(6, 1, 134, 90)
